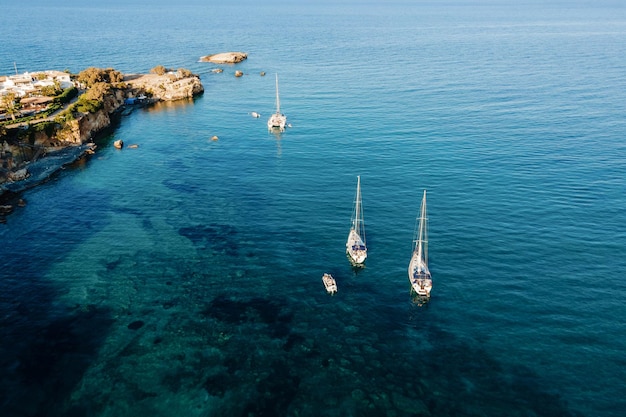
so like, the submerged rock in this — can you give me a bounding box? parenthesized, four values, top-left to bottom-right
(127, 320, 145, 330)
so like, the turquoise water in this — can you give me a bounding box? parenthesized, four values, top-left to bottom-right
(2, 2, 626, 416)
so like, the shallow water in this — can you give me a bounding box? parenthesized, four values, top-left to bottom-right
(1, 2, 626, 416)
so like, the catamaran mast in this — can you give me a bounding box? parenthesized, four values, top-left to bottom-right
(275, 74, 281, 114)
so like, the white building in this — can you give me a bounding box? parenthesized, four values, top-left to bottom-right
(0, 70, 73, 98)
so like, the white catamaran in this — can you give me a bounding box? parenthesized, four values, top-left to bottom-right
(408, 190, 432, 297)
(346, 175, 367, 265)
(267, 74, 287, 132)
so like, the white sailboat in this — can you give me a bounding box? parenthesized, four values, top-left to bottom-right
(267, 74, 287, 132)
(346, 175, 367, 265)
(408, 190, 432, 297)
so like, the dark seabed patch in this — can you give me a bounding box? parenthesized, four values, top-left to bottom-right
(127, 320, 145, 330)
(163, 178, 200, 194)
(242, 358, 301, 417)
(179, 224, 239, 256)
(0, 307, 114, 417)
(104, 256, 123, 271)
(200, 294, 293, 333)
(396, 324, 585, 417)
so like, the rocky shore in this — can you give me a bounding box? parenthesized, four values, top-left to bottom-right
(0, 68, 204, 217)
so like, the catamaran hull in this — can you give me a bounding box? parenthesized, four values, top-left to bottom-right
(267, 114, 286, 132)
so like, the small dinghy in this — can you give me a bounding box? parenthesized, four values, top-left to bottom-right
(322, 273, 337, 294)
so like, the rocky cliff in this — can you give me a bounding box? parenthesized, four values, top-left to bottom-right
(1, 72, 204, 197)
(55, 89, 126, 145)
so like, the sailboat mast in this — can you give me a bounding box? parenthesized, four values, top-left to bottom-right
(275, 74, 281, 114)
(423, 190, 428, 266)
(417, 190, 427, 264)
(355, 176, 361, 225)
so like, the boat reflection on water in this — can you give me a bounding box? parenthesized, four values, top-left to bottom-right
(410, 291, 431, 307)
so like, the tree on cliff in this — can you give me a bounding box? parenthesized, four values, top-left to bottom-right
(40, 81, 62, 97)
(76, 67, 124, 88)
(1, 92, 21, 121)
(73, 82, 112, 113)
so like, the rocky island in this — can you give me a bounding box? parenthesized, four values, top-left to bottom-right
(199, 52, 248, 64)
(0, 66, 203, 217)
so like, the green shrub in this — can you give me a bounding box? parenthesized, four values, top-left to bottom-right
(33, 121, 57, 137)
(75, 96, 102, 113)
(56, 86, 78, 104)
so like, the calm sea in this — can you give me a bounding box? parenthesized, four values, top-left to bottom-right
(1, 1, 625, 416)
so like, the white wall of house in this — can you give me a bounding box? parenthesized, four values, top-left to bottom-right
(1, 70, 74, 97)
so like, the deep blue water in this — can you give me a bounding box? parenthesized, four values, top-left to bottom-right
(2, 1, 626, 416)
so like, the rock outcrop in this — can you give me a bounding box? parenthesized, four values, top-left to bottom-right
(124, 73, 204, 101)
(199, 52, 248, 64)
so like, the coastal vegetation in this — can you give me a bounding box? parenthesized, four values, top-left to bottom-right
(151, 65, 195, 79)
(76, 67, 124, 87)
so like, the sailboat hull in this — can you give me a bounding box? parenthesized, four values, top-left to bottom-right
(408, 253, 432, 296)
(346, 228, 367, 264)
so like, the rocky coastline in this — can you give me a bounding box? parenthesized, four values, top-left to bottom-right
(0, 68, 204, 217)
